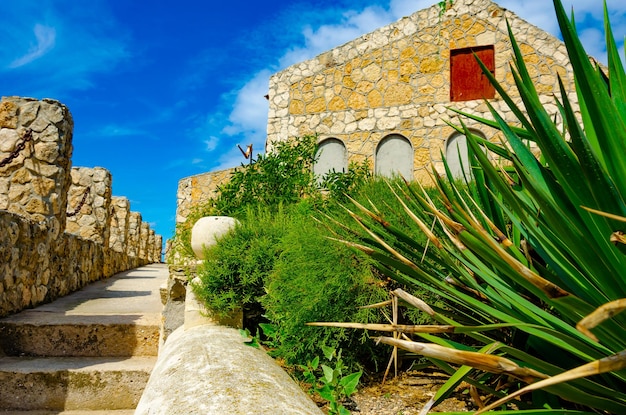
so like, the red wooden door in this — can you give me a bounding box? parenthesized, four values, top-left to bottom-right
(450, 45, 495, 101)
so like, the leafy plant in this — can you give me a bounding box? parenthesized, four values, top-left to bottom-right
(299, 346, 362, 415)
(169, 135, 370, 263)
(212, 135, 319, 217)
(438, 0, 454, 17)
(317, 0, 626, 413)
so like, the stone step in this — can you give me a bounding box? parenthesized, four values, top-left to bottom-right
(0, 356, 156, 411)
(0, 316, 160, 357)
(0, 265, 167, 358)
(0, 411, 134, 415)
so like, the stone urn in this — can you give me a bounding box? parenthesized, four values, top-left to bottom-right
(190, 216, 239, 259)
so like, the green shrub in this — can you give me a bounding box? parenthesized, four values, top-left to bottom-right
(193, 206, 289, 321)
(261, 201, 388, 367)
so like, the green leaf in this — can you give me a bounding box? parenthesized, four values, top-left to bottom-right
(322, 345, 336, 361)
(318, 384, 334, 402)
(339, 371, 362, 396)
(322, 364, 335, 384)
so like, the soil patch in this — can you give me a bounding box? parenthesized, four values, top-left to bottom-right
(317, 370, 474, 414)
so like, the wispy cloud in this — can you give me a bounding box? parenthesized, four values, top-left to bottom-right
(90, 124, 146, 139)
(1, 2, 130, 96)
(9, 24, 56, 68)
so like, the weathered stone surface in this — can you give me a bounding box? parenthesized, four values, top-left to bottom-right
(135, 325, 323, 415)
(175, 167, 234, 225)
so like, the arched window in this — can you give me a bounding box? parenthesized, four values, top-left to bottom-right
(313, 138, 348, 178)
(375, 134, 413, 179)
(445, 129, 486, 179)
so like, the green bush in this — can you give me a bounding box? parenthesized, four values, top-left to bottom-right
(193, 206, 289, 321)
(192, 199, 387, 368)
(261, 201, 388, 367)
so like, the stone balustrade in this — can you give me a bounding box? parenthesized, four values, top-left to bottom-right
(0, 96, 162, 317)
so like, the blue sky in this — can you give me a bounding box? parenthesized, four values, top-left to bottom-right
(1, 0, 624, 246)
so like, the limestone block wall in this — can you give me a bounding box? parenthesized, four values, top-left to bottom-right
(139, 222, 150, 261)
(266, 0, 579, 183)
(127, 212, 142, 258)
(108, 196, 131, 253)
(66, 167, 112, 245)
(0, 97, 162, 317)
(175, 167, 234, 225)
(0, 97, 73, 230)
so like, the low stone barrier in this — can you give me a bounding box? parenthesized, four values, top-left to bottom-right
(136, 275, 323, 415)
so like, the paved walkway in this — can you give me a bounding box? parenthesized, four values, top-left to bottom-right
(0, 263, 169, 414)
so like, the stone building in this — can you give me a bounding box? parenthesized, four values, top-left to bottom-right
(175, 0, 580, 221)
(266, 0, 578, 183)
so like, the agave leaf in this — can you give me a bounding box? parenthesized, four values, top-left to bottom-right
(555, 0, 626, 195)
(307, 321, 532, 334)
(604, 1, 626, 118)
(375, 337, 547, 384)
(475, 350, 626, 415)
(577, 299, 626, 341)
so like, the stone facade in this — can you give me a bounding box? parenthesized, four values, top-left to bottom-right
(127, 211, 142, 258)
(266, 0, 578, 183)
(175, 167, 234, 224)
(0, 97, 162, 317)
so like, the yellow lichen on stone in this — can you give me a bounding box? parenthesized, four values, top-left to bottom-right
(356, 80, 375, 94)
(414, 147, 432, 166)
(419, 57, 444, 74)
(289, 100, 305, 115)
(400, 47, 416, 60)
(348, 92, 368, 110)
(0, 101, 19, 129)
(367, 90, 383, 107)
(306, 97, 326, 113)
(328, 96, 347, 111)
(468, 22, 486, 36)
(400, 60, 418, 76)
(384, 84, 413, 106)
(343, 75, 356, 90)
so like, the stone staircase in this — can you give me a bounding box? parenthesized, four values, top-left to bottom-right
(0, 264, 168, 414)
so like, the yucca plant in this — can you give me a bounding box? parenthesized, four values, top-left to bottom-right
(312, 0, 626, 413)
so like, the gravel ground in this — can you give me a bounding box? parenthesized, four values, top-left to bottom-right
(317, 370, 473, 415)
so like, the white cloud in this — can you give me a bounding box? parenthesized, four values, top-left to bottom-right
(1, 3, 130, 95)
(204, 136, 220, 152)
(9, 24, 56, 68)
(279, 6, 394, 68)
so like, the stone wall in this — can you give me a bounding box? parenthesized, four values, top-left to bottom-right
(0, 97, 73, 230)
(175, 167, 234, 225)
(0, 96, 162, 317)
(266, 0, 579, 183)
(66, 167, 112, 245)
